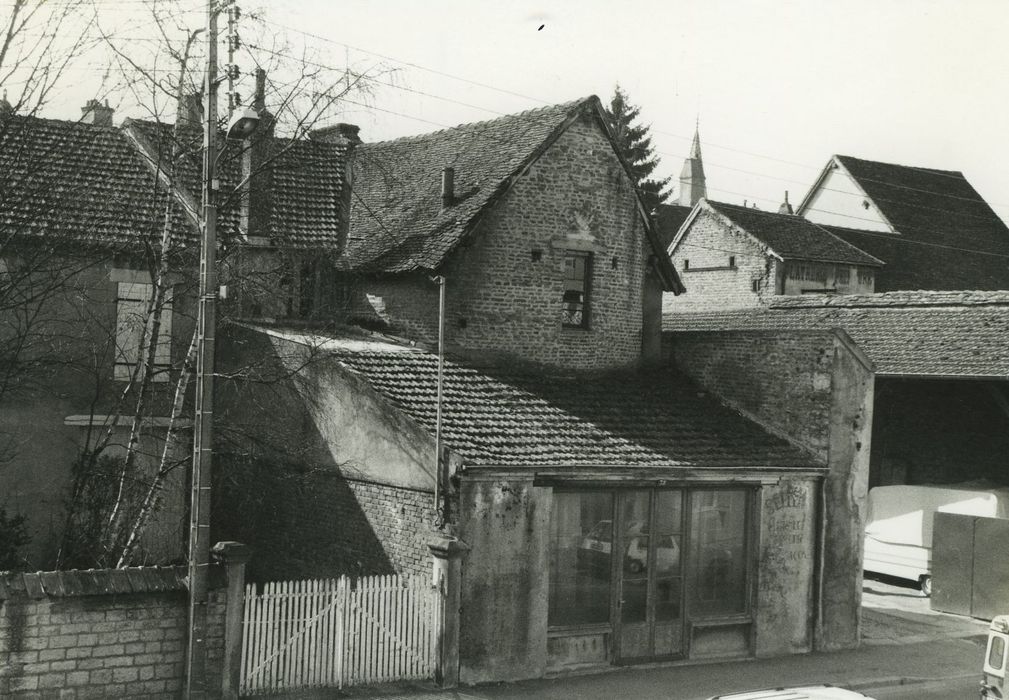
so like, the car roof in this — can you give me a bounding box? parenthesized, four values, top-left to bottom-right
(708, 685, 870, 700)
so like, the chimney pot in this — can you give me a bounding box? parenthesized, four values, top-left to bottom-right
(81, 98, 114, 126)
(441, 167, 455, 208)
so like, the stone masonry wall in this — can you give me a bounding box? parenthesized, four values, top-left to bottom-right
(667, 330, 835, 459)
(0, 567, 225, 699)
(666, 210, 779, 314)
(356, 113, 654, 371)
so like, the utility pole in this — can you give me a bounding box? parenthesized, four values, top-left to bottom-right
(186, 0, 220, 695)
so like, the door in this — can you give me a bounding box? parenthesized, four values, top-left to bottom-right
(615, 490, 685, 661)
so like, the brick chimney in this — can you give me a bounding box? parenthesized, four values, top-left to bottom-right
(308, 122, 361, 254)
(177, 92, 203, 129)
(80, 99, 113, 126)
(0, 90, 12, 119)
(240, 69, 275, 241)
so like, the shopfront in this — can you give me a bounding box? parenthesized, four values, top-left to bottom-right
(548, 487, 754, 667)
(458, 474, 824, 684)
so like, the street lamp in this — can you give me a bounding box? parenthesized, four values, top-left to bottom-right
(225, 105, 259, 141)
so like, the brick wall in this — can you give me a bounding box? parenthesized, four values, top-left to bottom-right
(214, 459, 435, 583)
(667, 210, 779, 314)
(667, 330, 835, 459)
(355, 114, 654, 371)
(0, 566, 226, 699)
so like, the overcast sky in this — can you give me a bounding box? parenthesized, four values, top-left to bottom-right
(28, 0, 1009, 221)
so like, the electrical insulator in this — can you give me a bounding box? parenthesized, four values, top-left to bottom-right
(229, 34, 241, 51)
(226, 64, 240, 81)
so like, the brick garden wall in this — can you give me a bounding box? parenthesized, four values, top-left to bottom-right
(0, 566, 225, 699)
(355, 113, 654, 371)
(667, 330, 836, 459)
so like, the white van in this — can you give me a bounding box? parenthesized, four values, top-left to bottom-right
(863, 484, 1009, 595)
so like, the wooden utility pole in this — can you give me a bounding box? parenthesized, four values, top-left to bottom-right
(186, 0, 220, 695)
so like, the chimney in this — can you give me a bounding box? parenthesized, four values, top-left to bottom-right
(0, 90, 12, 119)
(309, 122, 361, 147)
(778, 191, 794, 215)
(177, 92, 203, 129)
(81, 99, 114, 126)
(241, 68, 275, 241)
(441, 167, 455, 208)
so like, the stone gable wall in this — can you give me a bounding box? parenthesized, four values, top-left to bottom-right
(666, 210, 779, 314)
(355, 114, 653, 371)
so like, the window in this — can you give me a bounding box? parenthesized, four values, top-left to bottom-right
(549, 492, 613, 626)
(751, 279, 760, 293)
(683, 259, 690, 270)
(728, 256, 736, 268)
(115, 282, 172, 382)
(688, 490, 749, 617)
(562, 251, 592, 328)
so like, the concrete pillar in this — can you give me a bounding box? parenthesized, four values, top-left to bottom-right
(211, 541, 251, 700)
(428, 535, 468, 688)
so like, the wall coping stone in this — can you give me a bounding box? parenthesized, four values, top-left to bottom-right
(0, 565, 189, 600)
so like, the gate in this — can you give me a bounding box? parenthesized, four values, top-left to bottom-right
(239, 574, 443, 695)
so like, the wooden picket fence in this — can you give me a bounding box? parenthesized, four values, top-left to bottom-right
(239, 574, 443, 695)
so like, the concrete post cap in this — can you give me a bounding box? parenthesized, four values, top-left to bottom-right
(211, 541, 252, 564)
(427, 535, 469, 558)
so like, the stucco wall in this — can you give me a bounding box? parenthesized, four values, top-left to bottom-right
(1, 256, 194, 569)
(801, 166, 891, 232)
(458, 477, 550, 684)
(755, 478, 818, 657)
(355, 114, 654, 371)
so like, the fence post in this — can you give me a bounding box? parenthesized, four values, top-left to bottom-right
(428, 535, 467, 688)
(211, 541, 251, 700)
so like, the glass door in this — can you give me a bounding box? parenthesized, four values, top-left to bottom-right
(615, 490, 685, 662)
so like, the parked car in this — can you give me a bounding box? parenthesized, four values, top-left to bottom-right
(981, 614, 1009, 699)
(707, 685, 875, 699)
(578, 520, 680, 574)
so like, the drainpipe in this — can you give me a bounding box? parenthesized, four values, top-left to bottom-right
(432, 275, 446, 525)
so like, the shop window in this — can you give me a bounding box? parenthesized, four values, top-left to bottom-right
(562, 251, 592, 329)
(549, 491, 613, 626)
(688, 490, 749, 617)
(115, 282, 172, 382)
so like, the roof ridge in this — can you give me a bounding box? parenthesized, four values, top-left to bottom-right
(835, 153, 963, 177)
(359, 96, 595, 149)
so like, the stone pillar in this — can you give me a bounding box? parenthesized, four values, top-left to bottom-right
(211, 541, 251, 700)
(428, 535, 468, 688)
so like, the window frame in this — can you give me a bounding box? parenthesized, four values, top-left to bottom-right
(114, 281, 173, 383)
(561, 250, 593, 330)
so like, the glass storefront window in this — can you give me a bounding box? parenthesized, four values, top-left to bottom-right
(688, 489, 749, 617)
(549, 492, 613, 626)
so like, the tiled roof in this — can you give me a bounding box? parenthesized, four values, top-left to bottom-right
(825, 155, 1009, 290)
(270, 331, 820, 469)
(128, 121, 347, 250)
(344, 98, 592, 272)
(706, 200, 883, 266)
(0, 115, 194, 248)
(664, 291, 1009, 378)
(654, 203, 693, 250)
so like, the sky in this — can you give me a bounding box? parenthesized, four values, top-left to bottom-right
(16, 0, 1009, 222)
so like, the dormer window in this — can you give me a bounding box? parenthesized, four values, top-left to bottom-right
(562, 251, 592, 329)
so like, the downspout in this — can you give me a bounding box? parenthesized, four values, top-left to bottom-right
(432, 275, 446, 526)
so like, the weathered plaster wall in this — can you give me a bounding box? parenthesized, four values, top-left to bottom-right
(668, 330, 835, 459)
(755, 478, 818, 657)
(801, 166, 891, 232)
(666, 210, 778, 314)
(458, 477, 550, 684)
(354, 114, 654, 371)
(214, 327, 437, 582)
(667, 329, 874, 651)
(818, 335, 874, 650)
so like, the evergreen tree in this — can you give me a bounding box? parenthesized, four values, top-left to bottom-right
(604, 85, 672, 213)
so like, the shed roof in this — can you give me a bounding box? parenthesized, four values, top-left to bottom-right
(664, 291, 1009, 378)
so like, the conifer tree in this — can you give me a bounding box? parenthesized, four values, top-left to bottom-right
(604, 85, 671, 213)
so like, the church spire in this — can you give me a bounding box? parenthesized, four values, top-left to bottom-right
(678, 122, 707, 207)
